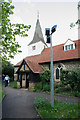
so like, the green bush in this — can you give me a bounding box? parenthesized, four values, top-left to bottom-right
(34, 97, 46, 108)
(10, 81, 18, 88)
(73, 91, 80, 97)
(55, 88, 60, 93)
(33, 82, 42, 92)
(40, 69, 50, 89)
(60, 69, 80, 92)
(55, 82, 64, 88)
(34, 69, 51, 92)
(2, 61, 14, 79)
(43, 84, 50, 92)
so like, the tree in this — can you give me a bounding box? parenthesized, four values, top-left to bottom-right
(0, 0, 31, 62)
(2, 61, 14, 80)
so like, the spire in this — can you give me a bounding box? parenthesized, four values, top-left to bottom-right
(28, 13, 48, 47)
(37, 10, 39, 20)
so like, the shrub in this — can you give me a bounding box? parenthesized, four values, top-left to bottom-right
(10, 81, 18, 88)
(60, 69, 80, 92)
(73, 91, 80, 97)
(55, 88, 60, 93)
(33, 82, 42, 92)
(55, 82, 64, 88)
(43, 84, 50, 92)
(40, 69, 50, 89)
(33, 69, 51, 92)
(34, 97, 46, 108)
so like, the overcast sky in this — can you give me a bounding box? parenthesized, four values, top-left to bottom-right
(10, 0, 79, 65)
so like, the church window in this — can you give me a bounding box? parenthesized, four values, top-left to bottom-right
(56, 68, 59, 79)
(60, 68, 63, 74)
(56, 64, 63, 80)
(32, 46, 36, 50)
(58, 64, 61, 68)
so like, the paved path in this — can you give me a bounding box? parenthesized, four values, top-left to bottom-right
(2, 86, 80, 119)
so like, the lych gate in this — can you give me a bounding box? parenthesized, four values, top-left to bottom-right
(16, 60, 30, 88)
(15, 59, 43, 89)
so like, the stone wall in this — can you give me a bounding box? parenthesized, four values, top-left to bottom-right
(29, 82, 37, 91)
(14, 59, 80, 89)
(53, 60, 80, 82)
(14, 66, 19, 81)
(61, 60, 80, 71)
(14, 74, 17, 81)
(41, 59, 80, 82)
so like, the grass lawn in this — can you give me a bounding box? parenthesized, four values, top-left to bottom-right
(34, 97, 79, 119)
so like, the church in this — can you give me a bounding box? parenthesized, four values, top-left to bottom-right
(14, 16, 80, 90)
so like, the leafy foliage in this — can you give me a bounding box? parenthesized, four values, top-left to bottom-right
(34, 97, 46, 109)
(33, 82, 42, 92)
(60, 69, 80, 92)
(40, 69, 50, 89)
(2, 61, 14, 79)
(33, 69, 51, 92)
(70, 3, 80, 28)
(70, 19, 80, 28)
(10, 81, 19, 88)
(0, 0, 31, 61)
(35, 98, 79, 119)
(43, 84, 50, 92)
(55, 88, 60, 93)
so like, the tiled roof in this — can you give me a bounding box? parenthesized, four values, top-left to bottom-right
(15, 40, 80, 72)
(26, 60, 44, 73)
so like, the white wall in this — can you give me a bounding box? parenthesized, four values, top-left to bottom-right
(64, 39, 75, 46)
(28, 41, 46, 56)
(64, 39, 75, 51)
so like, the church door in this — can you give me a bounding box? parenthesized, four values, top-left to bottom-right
(26, 73, 29, 88)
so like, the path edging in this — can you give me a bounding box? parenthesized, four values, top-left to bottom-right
(34, 105, 43, 120)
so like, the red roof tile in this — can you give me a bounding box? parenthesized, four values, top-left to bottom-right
(26, 60, 44, 73)
(15, 40, 80, 69)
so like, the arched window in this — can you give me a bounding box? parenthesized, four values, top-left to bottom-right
(56, 68, 59, 79)
(56, 64, 63, 80)
(60, 68, 63, 73)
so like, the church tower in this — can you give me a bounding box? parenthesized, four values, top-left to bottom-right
(28, 13, 48, 57)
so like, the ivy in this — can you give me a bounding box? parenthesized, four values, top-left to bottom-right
(0, 0, 31, 61)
